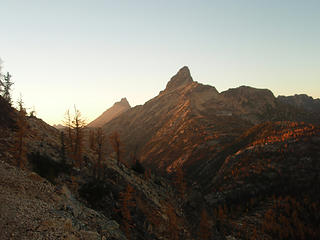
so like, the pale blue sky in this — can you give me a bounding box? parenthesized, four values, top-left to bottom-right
(0, 0, 319, 125)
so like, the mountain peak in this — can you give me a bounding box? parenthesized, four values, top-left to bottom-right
(165, 66, 193, 91)
(87, 98, 131, 128)
(115, 97, 130, 107)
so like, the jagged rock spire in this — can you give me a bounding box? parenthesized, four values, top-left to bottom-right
(165, 66, 193, 91)
(114, 97, 131, 108)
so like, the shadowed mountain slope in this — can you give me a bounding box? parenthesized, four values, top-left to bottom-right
(186, 121, 320, 239)
(278, 94, 320, 114)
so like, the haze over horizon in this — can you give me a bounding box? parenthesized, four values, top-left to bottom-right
(1, 0, 319, 125)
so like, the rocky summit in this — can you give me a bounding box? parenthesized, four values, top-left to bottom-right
(165, 66, 194, 91)
(87, 98, 131, 128)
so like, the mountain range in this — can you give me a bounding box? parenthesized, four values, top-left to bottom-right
(1, 66, 319, 239)
(95, 66, 320, 174)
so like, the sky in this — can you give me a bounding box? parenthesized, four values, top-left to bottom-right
(0, 0, 319, 125)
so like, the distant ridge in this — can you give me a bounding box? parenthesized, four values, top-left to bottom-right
(52, 124, 65, 130)
(278, 94, 320, 114)
(87, 98, 131, 128)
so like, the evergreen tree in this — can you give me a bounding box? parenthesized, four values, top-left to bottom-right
(60, 131, 67, 165)
(2, 72, 14, 104)
(63, 109, 74, 164)
(15, 95, 28, 168)
(95, 128, 106, 179)
(110, 131, 122, 166)
(120, 184, 135, 239)
(72, 105, 86, 169)
(0, 62, 3, 95)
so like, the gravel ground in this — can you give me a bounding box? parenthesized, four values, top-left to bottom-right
(0, 160, 126, 240)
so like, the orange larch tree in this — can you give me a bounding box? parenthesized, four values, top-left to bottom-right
(63, 106, 86, 169)
(119, 184, 136, 239)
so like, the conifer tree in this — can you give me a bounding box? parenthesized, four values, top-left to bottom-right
(110, 131, 121, 166)
(63, 109, 74, 163)
(72, 106, 86, 169)
(0, 60, 3, 95)
(15, 96, 28, 168)
(95, 127, 106, 179)
(2, 72, 14, 104)
(88, 129, 95, 150)
(63, 106, 86, 168)
(120, 184, 135, 239)
(60, 131, 67, 165)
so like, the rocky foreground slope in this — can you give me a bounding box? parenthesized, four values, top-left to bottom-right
(0, 160, 126, 240)
(0, 96, 191, 239)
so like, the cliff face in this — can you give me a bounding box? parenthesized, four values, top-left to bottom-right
(87, 98, 131, 128)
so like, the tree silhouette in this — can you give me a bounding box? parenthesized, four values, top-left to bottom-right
(63, 109, 74, 164)
(95, 128, 106, 179)
(0, 61, 3, 94)
(15, 96, 28, 168)
(88, 129, 95, 150)
(120, 184, 135, 239)
(63, 106, 86, 168)
(72, 106, 86, 169)
(109, 131, 122, 166)
(1, 72, 14, 104)
(60, 131, 67, 166)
